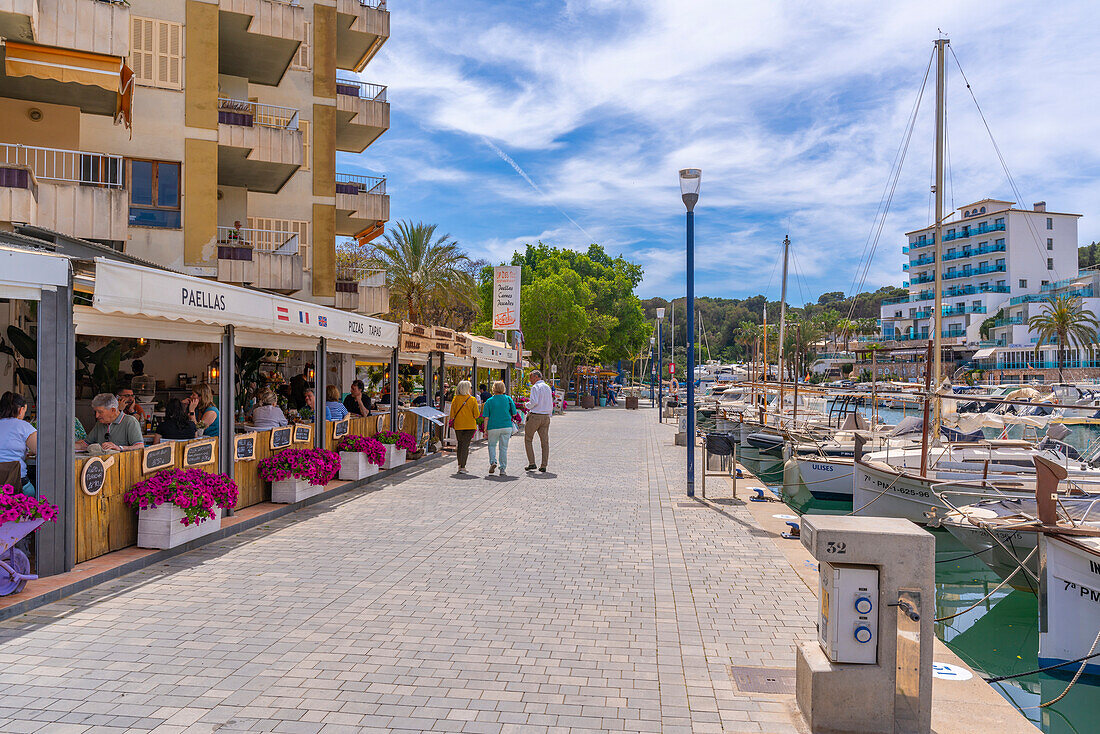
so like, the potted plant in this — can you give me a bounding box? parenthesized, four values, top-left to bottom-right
(124, 469, 238, 550)
(375, 430, 414, 469)
(336, 435, 385, 481)
(259, 448, 340, 503)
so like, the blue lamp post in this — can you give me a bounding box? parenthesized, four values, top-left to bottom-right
(655, 307, 665, 422)
(680, 168, 700, 497)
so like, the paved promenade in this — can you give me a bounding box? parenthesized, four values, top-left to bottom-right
(0, 408, 815, 733)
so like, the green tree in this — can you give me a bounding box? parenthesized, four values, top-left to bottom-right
(1028, 294, 1100, 381)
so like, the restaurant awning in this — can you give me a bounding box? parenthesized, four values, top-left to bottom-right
(972, 347, 997, 360)
(85, 258, 399, 352)
(0, 245, 69, 300)
(1, 41, 133, 124)
(467, 334, 517, 369)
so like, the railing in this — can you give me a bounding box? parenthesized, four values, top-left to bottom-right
(910, 254, 935, 267)
(911, 274, 934, 284)
(1009, 287, 1094, 306)
(0, 143, 123, 187)
(913, 304, 988, 320)
(357, 0, 387, 8)
(881, 295, 910, 306)
(335, 79, 387, 102)
(217, 226, 300, 255)
(993, 316, 1024, 327)
(1042, 273, 1094, 292)
(942, 329, 966, 338)
(942, 242, 1006, 261)
(942, 222, 1006, 242)
(335, 266, 386, 284)
(909, 238, 934, 249)
(218, 98, 300, 130)
(902, 246, 909, 254)
(335, 173, 386, 195)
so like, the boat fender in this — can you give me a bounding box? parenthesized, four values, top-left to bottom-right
(782, 521, 801, 540)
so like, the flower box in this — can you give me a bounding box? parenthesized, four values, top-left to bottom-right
(271, 477, 327, 504)
(137, 504, 222, 549)
(339, 451, 379, 481)
(381, 444, 406, 469)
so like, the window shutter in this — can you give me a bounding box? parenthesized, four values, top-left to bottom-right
(131, 16, 156, 85)
(300, 119, 311, 172)
(293, 22, 311, 70)
(155, 20, 182, 90)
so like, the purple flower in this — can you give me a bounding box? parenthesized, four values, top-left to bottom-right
(124, 469, 239, 527)
(0, 484, 60, 527)
(336, 435, 387, 466)
(258, 449, 341, 486)
(375, 431, 415, 452)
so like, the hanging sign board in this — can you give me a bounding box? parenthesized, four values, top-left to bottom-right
(81, 455, 113, 496)
(271, 425, 293, 449)
(234, 433, 256, 460)
(492, 266, 521, 331)
(293, 423, 312, 444)
(332, 419, 350, 439)
(183, 439, 216, 468)
(142, 442, 175, 474)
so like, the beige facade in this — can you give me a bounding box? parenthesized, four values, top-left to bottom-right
(0, 0, 391, 310)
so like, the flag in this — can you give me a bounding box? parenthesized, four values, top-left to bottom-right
(276, 306, 289, 321)
(998, 424, 1009, 439)
(318, 315, 328, 327)
(299, 311, 310, 324)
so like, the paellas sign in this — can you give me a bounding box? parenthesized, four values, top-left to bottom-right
(492, 266, 521, 331)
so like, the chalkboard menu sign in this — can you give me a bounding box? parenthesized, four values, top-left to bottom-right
(235, 433, 256, 461)
(142, 443, 175, 474)
(183, 439, 216, 468)
(81, 456, 111, 496)
(271, 425, 293, 449)
(332, 419, 350, 439)
(293, 424, 312, 444)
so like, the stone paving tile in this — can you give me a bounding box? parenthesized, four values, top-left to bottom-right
(0, 408, 813, 732)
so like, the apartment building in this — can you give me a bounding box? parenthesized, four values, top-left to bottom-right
(879, 199, 1080, 344)
(0, 0, 391, 313)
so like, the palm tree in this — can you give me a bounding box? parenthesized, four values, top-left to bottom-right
(735, 321, 763, 379)
(1028, 294, 1100, 382)
(371, 221, 477, 325)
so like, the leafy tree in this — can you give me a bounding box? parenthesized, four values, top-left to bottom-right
(1028, 294, 1100, 381)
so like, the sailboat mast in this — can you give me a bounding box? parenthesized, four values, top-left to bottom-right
(778, 235, 790, 411)
(932, 37, 948, 435)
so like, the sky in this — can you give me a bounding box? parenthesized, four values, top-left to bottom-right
(338, 0, 1100, 305)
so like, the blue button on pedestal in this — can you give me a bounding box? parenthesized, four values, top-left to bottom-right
(854, 625, 873, 644)
(854, 596, 873, 615)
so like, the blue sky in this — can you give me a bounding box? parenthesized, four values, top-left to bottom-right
(338, 0, 1100, 304)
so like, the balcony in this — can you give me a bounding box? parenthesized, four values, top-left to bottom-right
(909, 238, 934, 249)
(335, 173, 389, 239)
(335, 79, 389, 153)
(913, 305, 987, 320)
(944, 284, 1010, 298)
(334, 266, 389, 315)
(942, 263, 1005, 280)
(336, 0, 389, 72)
(941, 241, 1006, 262)
(911, 273, 934, 285)
(219, 0, 305, 85)
(942, 222, 1006, 242)
(217, 98, 302, 193)
(993, 316, 1024, 327)
(0, 0, 129, 56)
(910, 254, 935, 267)
(215, 225, 303, 293)
(1011, 287, 1094, 305)
(1042, 272, 1093, 292)
(0, 143, 126, 241)
(881, 295, 910, 306)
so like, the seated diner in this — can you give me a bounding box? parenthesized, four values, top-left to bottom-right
(324, 385, 349, 421)
(157, 398, 198, 440)
(251, 389, 289, 430)
(186, 382, 220, 438)
(0, 392, 37, 494)
(343, 379, 373, 416)
(76, 393, 144, 451)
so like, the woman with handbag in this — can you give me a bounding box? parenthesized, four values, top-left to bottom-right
(481, 380, 520, 476)
(448, 380, 481, 474)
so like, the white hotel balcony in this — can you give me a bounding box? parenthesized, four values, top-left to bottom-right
(215, 225, 304, 293)
(335, 173, 388, 241)
(217, 98, 303, 194)
(336, 79, 389, 153)
(336, 0, 389, 72)
(334, 266, 389, 316)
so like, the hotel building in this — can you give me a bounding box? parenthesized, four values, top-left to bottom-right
(0, 0, 390, 313)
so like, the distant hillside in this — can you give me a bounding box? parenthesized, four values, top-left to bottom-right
(641, 285, 907, 361)
(1081, 242, 1100, 268)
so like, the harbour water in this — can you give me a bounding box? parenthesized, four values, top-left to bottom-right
(736, 435, 1100, 733)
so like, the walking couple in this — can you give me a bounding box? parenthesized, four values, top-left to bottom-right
(447, 371, 554, 477)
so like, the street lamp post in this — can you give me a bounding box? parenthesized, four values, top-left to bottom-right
(649, 336, 656, 406)
(655, 308, 665, 422)
(679, 168, 701, 498)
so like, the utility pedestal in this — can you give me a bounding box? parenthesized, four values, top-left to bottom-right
(796, 515, 934, 734)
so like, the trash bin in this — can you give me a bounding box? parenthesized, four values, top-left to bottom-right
(599, 397, 607, 406)
(626, 396, 639, 410)
(581, 395, 596, 409)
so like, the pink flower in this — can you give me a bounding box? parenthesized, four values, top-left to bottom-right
(258, 449, 340, 486)
(124, 469, 238, 527)
(0, 484, 60, 527)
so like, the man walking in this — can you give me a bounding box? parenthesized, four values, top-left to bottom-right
(524, 369, 553, 472)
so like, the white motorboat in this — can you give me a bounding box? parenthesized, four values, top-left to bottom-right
(1039, 533, 1100, 675)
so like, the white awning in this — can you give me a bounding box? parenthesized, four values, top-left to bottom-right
(0, 246, 69, 300)
(972, 347, 997, 359)
(467, 334, 517, 364)
(90, 259, 399, 349)
(75, 306, 223, 343)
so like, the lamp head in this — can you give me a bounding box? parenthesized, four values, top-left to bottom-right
(656, 307, 666, 320)
(650, 337, 656, 346)
(679, 168, 701, 211)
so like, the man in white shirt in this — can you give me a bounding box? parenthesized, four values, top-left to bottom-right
(524, 370, 553, 472)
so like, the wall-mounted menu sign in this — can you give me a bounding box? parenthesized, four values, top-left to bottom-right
(332, 419, 350, 439)
(81, 455, 113, 496)
(183, 439, 216, 468)
(142, 442, 175, 474)
(235, 433, 256, 461)
(293, 424, 312, 444)
(271, 425, 293, 449)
